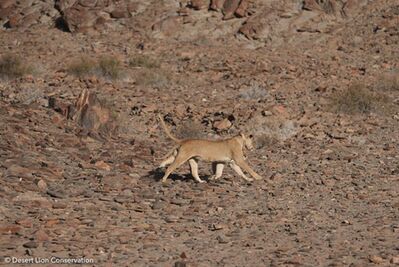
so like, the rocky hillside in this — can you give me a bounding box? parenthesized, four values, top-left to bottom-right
(1, 0, 398, 266)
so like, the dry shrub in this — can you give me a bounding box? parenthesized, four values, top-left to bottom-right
(129, 55, 160, 69)
(0, 54, 33, 79)
(176, 120, 204, 140)
(376, 71, 399, 91)
(255, 134, 278, 149)
(68, 57, 96, 78)
(330, 83, 390, 114)
(135, 69, 170, 88)
(68, 56, 122, 80)
(247, 113, 299, 145)
(98, 56, 122, 80)
(239, 82, 269, 100)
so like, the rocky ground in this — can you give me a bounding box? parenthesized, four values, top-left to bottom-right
(0, 0, 399, 266)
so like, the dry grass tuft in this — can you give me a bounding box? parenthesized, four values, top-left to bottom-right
(129, 55, 160, 69)
(98, 56, 122, 80)
(376, 71, 399, 91)
(68, 56, 122, 80)
(0, 54, 33, 79)
(135, 69, 170, 88)
(255, 134, 278, 149)
(67, 57, 96, 78)
(330, 83, 391, 114)
(239, 82, 269, 100)
(176, 120, 204, 139)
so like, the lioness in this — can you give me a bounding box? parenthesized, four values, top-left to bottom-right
(157, 114, 262, 183)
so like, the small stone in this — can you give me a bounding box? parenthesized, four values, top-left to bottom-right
(152, 200, 164, 210)
(35, 229, 49, 242)
(272, 105, 289, 117)
(209, 223, 225, 231)
(323, 149, 334, 155)
(0, 225, 21, 234)
(369, 255, 384, 264)
(261, 110, 272, 116)
(304, 133, 315, 139)
(23, 241, 38, 248)
(165, 216, 179, 223)
(37, 179, 47, 192)
(114, 196, 133, 204)
(121, 189, 133, 197)
(95, 161, 111, 171)
(170, 199, 189, 206)
(174, 261, 187, 267)
(52, 202, 67, 209)
(47, 189, 65, 199)
(45, 219, 59, 228)
(216, 235, 229, 244)
(390, 256, 399, 265)
(110, 9, 130, 19)
(213, 118, 232, 131)
(16, 218, 33, 228)
(118, 235, 130, 244)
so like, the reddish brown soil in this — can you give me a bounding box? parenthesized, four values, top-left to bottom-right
(0, 1, 398, 266)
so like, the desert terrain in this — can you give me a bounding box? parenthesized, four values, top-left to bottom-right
(0, 0, 398, 266)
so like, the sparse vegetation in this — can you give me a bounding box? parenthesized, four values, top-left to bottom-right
(239, 82, 269, 100)
(177, 121, 204, 139)
(68, 56, 122, 80)
(376, 71, 399, 91)
(135, 69, 170, 88)
(98, 56, 122, 80)
(129, 54, 170, 88)
(67, 57, 96, 78)
(0, 54, 33, 79)
(129, 55, 160, 69)
(255, 134, 278, 149)
(330, 83, 391, 114)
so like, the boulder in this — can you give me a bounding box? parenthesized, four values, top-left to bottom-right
(152, 16, 183, 38)
(235, 0, 250, 17)
(55, 0, 78, 13)
(1, 0, 55, 29)
(222, 0, 241, 20)
(0, 0, 15, 9)
(189, 0, 210, 10)
(210, 0, 224, 11)
(62, 3, 104, 32)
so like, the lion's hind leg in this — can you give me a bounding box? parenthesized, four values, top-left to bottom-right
(189, 159, 205, 183)
(209, 162, 225, 180)
(161, 152, 191, 183)
(159, 148, 178, 168)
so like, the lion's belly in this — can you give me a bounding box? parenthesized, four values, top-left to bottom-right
(195, 154, 231, 162)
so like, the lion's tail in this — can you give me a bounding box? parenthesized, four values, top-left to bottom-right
(158, 114, 181, 143)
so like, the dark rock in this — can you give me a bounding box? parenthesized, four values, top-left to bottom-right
(23, 241, 38, 248)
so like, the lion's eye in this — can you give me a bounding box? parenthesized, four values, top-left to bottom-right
(249, 134, 253, 138)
